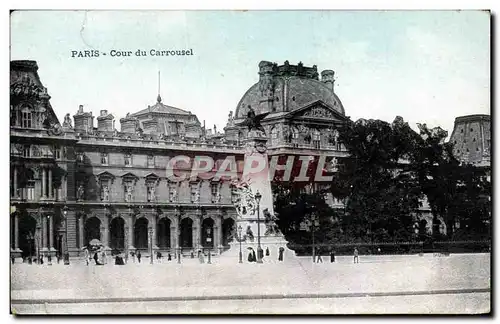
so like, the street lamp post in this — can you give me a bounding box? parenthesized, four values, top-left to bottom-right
(255, 191, 263, 263)
(149, 226, 153, 264)
(63, 207, 70, 265)
(36, 224, 41, 265)
(238, 225, 243, 263)
(312, 214, 315, 263)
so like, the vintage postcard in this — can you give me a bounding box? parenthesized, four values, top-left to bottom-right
(9, 10, 491, 315)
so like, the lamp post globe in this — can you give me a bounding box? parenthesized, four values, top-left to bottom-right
(254, 191, 263, 263)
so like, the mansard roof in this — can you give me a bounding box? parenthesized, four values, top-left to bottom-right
(131, 96, 192, 117)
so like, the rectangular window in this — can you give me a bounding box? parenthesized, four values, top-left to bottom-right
(100, 180, 110, 201)
(169, 184, 177, 202)
(211, 183, 219, 203)
(53, 146, 61, 160)
(191, 183, 198, 202)
(23, 145, 30, 157)
(101, 153, 108, 165)
(124, 181, 133, 202)
(147, 183, 156, 202)
(231, 186, 238, 203)
(22, 111, 32, 128)
(27, 180, 35, 201)
(124, 154, 132, 167)
(147, 155, 155, 168)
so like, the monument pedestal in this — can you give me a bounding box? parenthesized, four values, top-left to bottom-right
(225, 130, 297, 262)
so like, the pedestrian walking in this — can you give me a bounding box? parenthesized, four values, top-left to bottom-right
(354, 247, 359, 264)
(56, 252, 61, 264)
(83, 248, 89, 266)
(316, 249, 323, 263)
(101, 251, 107, 265)
(266, 247, 270, 257)
(168, 253, 172, 261)
(137, 251, 142, 263)
(330, 250, 336, 263)
(47, 254, 52, 266)
(131, 251, 136, 263)
(198, 250, 205, 264)
(278, 247, 284, 262)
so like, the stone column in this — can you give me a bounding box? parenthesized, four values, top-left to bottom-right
(170, 222, 177, 252)
(78, 215, 84, 249)
(128, 214, 135, 250)
(48, 168, 53, 199)
(14, 213, 20, 251)
(49, 215, 55, 253)
(13, 167, 18, 198)
(192, 215, 201, 251)
(42, 168, 47, 198)
(103, 214, 110, 250)
(152, 213, 158, 250)
(41, 215, 48, 252)
(215, 215, 222, 254)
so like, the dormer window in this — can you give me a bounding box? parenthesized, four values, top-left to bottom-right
(21, 110, 32, 128)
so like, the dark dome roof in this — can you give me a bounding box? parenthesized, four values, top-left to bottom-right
(235, 61, 345, 119)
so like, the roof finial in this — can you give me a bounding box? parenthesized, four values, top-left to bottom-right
(157, 70, 162, 103)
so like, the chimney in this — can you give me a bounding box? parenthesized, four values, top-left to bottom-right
(120, 113, 138, 133)
(321, 70, 335, 92)
(73, 105, 94, 132)
(97, 110, 114, 132)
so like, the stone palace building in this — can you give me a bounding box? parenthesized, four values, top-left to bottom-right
(10, 60, 350, 259)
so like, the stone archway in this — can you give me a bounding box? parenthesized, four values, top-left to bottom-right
(157, 217, 171, 249)
(134, 217, 149, 250)
(18, 213, 37, 259)
(84, 217, 101, 246)
(180, 218, 193, 248)
(222, 218, 235, 246)
(201, 218, 215, 248)
(110, 217, 125, 251)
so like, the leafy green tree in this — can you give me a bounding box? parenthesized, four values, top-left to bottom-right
(333, 117, 423, 242)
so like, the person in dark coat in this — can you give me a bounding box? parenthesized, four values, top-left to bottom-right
(248, 249, 254, 262)
(278, 247, 284, 262)
(137, 251, 142, 263)
(330, 250, 336, 263)
(252, 250, 257, 262)
(265, 247, 270, 257)
(168, 253, 172, 261)
(94, 252, 99, 265)
(316, 248, 323, 263)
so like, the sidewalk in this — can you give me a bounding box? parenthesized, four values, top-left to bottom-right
(11, 254, 490, 303)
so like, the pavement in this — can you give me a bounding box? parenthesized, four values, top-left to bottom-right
(10, 253, 491, 314)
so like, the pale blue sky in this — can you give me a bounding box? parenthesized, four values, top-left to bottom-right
(10, 10, 490, 135)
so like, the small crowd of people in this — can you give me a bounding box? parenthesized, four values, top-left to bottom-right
(246, 246, 285, 263)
